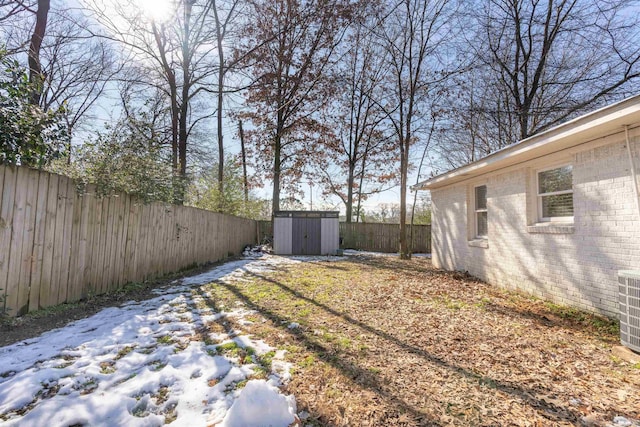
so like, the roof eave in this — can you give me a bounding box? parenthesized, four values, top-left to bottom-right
(413, 94, 640, 191)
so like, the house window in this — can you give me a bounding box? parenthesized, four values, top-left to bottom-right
(474, 185, 487, 238)
(537, 165, 573, 221)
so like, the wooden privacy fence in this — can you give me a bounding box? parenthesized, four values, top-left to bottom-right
(0, 165, 257, 317)
(257, 220, 273, 244)
(257, 220, 431, 253)
(340, 222, 431, 253)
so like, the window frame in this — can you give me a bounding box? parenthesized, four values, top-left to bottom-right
(536, 164, 574, 223)
(474, 184, 488, 238)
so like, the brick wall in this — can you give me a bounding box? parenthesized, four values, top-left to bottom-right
(431, 131, 640, 317)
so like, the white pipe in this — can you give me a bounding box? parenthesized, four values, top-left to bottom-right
(623, 125, 638, 334)
(625, 125, 640, 221)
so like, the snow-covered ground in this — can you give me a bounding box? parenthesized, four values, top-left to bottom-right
(342, 249, 431, 258)
(0, 255, 306, 427)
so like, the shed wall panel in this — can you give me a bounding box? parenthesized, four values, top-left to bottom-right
(273, 217, 292, 255)
(321, 218, 339, 255)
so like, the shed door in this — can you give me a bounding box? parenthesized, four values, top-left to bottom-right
(292, 217, 321, 255)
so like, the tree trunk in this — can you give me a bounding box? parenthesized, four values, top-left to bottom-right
(355, 148, 369, 223)
(345, 163, 354, 222)
(214, 2, 225, 209)
(216, 82, 224, 208)
(272, 133, 282, 214)
(399, 140, 409, 259)
(519, 106, 530, 140)
(178, 103, 188, 205)
(150, 22, 179, 198)
(411, 119, 435, 252)
(28, 0, 50, 105)
(176, 0, 194, 205)
(239, 120, 249, 204)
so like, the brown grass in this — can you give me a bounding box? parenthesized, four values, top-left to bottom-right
(199, 254, 640, 427)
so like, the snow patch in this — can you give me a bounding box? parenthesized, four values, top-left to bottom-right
(0, 256, 299, 427)
(220, 380, 296, 427)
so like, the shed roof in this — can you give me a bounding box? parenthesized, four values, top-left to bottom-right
(273, 211, 339, 218)
(413, 94, 640, 190)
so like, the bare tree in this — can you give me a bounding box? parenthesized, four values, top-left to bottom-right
(0, 0, 34, 23)
(38, 9, 119, 138)
(432, 73, 501, 169)
(0, 1, 118, 162)
(238, 119, 249, 204)
(118, 78, 173, 151)
(210, 0, 243, 209)
(375, 0, 457, 259)
(209, 0, 283, 211)
(320, 6, 397, 223)
(86, 0, 219, 204)
(473, 0, 640, 146)
(27, 0, 49, 104)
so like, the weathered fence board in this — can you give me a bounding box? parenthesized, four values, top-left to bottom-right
(8, 167, 28, 315)
(256, 220, 431, 254)
(40, 174, 57, 308)
(50, 179, 65, 304)
(0, 167, 13, 309)
(76, 191, 91, 300)
(17, 167, 39, 314)
(0, 167, 16, 313)
(29, 171, 49, 312)
(0, 165, 258, 317)
(60, 178, 75, 302)
(340, 222, 431, 253)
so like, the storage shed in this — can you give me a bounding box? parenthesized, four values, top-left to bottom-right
(273, 211, 340, 255)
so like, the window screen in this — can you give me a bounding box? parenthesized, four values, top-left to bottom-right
(475, 185, 487, 237)
(538, 166, 573, 219)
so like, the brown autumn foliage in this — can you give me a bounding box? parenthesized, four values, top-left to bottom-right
(238, 0, 353, 213)
(202, 254, 640, 426)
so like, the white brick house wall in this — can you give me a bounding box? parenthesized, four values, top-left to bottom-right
(431, 130, 640, 317)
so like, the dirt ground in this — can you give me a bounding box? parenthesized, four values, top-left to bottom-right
(2, 253, 639, 426)
(202, 254, 640, 426)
